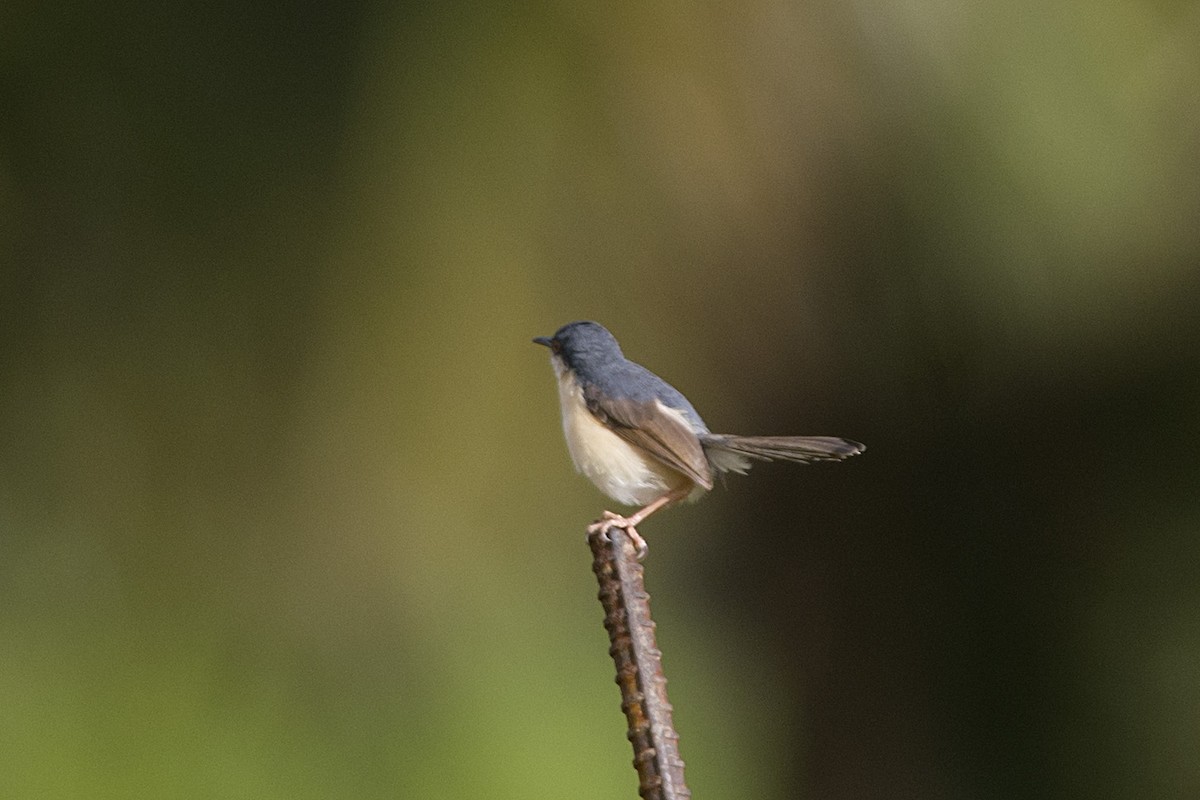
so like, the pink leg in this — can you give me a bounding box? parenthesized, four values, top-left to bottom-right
(587, 485, 692, 560)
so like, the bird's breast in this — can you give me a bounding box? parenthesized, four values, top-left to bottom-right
(552, 362, 689, 507)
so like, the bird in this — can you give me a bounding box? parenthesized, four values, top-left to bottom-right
(533, 320, 864, 557)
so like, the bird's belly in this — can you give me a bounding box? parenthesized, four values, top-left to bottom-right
(557, 374, 687, 507)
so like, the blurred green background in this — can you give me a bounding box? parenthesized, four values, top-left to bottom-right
(3, 2, 1199, 798)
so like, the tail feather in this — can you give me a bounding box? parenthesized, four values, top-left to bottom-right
(700, 434, 865, 474)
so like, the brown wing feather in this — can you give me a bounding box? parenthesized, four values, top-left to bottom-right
(583, 387, 713, 490)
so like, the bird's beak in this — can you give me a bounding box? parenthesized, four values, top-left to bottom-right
(532, 336, 553, 348)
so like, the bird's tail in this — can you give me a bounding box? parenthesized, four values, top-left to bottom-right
(700, 434, 865, 475)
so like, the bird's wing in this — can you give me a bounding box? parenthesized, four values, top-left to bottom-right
(583, 385, 714, 490)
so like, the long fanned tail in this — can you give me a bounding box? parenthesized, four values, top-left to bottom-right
(700, 434, 865, 474)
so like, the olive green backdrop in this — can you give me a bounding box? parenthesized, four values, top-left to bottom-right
(3, 2, 1198, 798)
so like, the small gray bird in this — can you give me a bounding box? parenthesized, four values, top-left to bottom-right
(534, 321, 864, 556)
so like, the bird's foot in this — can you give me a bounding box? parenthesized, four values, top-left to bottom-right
(587, 511, 648, 560)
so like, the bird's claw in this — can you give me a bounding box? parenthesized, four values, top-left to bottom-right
(588, 512, 648, 560)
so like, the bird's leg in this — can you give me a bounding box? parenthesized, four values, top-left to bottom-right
(625, 485, 691, 527)
(587, 485, 692, 560)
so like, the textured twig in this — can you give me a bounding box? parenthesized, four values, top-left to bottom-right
(589, 528, 690, 800)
